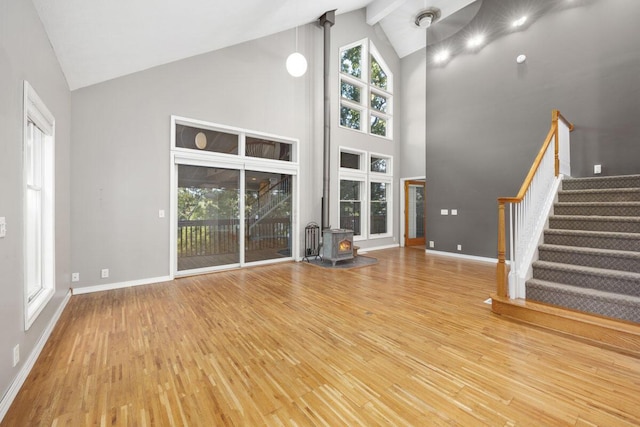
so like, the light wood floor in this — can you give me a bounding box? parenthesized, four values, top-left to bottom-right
(4, 248, 640, 426)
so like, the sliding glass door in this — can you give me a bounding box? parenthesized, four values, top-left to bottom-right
(177, 165, 240, 271)
(171, 117, 299, 276)
(245, 171, 292, 263)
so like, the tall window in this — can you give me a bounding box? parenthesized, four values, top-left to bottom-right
(24, 81, 55, 330)
(340, 180, 363, 236)
(339, 149, 392, 240)
(339, 39, 393, 139)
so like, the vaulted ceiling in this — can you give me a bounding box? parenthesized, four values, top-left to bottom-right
(31, 0, 479, 90)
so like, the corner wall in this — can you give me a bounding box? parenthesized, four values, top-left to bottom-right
(420, 0, 640, 258)
(0, 0, 71, 411)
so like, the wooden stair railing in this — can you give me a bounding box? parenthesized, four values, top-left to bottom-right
(496, 109, 574, 299)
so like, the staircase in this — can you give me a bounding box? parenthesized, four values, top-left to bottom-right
(526, 174, 640, 323)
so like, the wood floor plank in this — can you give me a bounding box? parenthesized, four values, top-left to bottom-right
(3, 248, 640, 426)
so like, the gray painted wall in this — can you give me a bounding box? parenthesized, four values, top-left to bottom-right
(421, 0, 640, 258)
(0, 0, 71, 405)
(400, 47, 426, 179)
(70, 9, 399, 290)
(71, 27, 320, 287)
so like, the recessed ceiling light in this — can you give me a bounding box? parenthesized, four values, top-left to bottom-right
(512, 16, 527, 27)
(434, 50, 450, 63)
(467, 35, 485, 49)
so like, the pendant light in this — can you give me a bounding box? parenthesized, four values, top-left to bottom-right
(286, 26, 307, 77)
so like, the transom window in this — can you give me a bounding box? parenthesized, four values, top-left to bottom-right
(339, 39, 393, 139)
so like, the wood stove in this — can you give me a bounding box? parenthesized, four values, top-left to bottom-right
(322, 229, 354, 266)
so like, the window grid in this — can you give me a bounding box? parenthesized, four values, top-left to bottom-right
(339, 149, 392, 241)
(339, 39, 393, 139)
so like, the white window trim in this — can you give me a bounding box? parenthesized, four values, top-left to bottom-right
(369, 177, 393, 239)
(369, 151, 393, 176)
(338, 148, 393, 241)
(339, 176, 367, 241)
(23, 81, 55, 330)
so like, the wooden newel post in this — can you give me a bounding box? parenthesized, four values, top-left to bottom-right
(497, 201, 508, 298)
(552, 109, 560, 177)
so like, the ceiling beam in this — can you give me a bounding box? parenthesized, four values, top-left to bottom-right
(366, 0, 406, 25)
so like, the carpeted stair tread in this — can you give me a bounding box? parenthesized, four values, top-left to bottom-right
(544, 228, 640, 252)
(562, 174, 640, 191)
(548, 215, 640, 234)
(526, 279, 640, 323)
(549, 215, 640, 223)
(554, 202, 640, 217)
(538, 244, 640, 273)
(532, 261, 640, 296)
(558, 187, 640, 203)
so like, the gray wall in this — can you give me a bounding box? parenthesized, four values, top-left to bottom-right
(400, 47, 426, 179)
(0, 0, 71, 405)
(70, 8, 399, 290)
(420, 0, 640, 258)
(71, 27, 320, 287)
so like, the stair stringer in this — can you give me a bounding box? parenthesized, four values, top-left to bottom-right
(511, 175, 566, 299)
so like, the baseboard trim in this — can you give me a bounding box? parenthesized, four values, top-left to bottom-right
(426, 249, 497, 264)
(0, 289, 72, 422)
(358, 243, 400, 254)
(72, 275, 173, 295)
(491, 294, 640, 357)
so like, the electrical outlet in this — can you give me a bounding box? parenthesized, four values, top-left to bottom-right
(457, 244, 462, 251)
(101, 268, 109, 278)
(0, 217, 6, 238)
(451, 209, 458, 216)
(13, 345, 19, 367)
(594, 164, 602, 174)
(429, 241, 435, 248)
(72, 272, 80, 282)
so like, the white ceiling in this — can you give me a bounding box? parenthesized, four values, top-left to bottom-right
(31, 0, 478, 90)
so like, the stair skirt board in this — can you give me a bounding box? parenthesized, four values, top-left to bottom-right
(491, 295, 640, 358)
(527, 279, 640, 323)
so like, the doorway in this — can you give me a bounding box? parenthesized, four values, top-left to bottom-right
(404, 180, 426, 247)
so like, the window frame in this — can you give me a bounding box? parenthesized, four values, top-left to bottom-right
(339, 39, 393, 140)
(338, 148, 393, 241)
(170, 116, 300, 277)
(23, 81, 56, 330)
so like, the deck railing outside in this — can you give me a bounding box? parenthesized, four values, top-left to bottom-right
(178, 218, 290, 257)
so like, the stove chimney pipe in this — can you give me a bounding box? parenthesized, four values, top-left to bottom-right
(319, 10, 335, 231)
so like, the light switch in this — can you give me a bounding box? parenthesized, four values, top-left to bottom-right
(440, 209, 449, 215)
(0, 217, 6, 238)
(451, 209, 458, 216)
(159, 209, 165, 218)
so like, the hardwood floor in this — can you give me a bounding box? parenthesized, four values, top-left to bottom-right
(4, 248, 640, 426)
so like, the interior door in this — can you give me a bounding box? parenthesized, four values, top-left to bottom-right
(404, 180, 426, 247)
